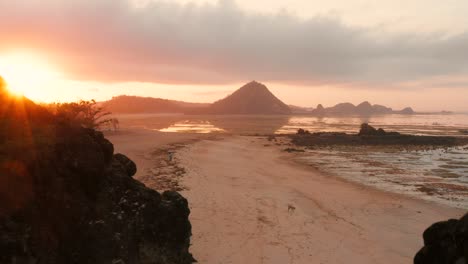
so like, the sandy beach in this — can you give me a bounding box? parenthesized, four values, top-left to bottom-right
(108, 129, 465, 264)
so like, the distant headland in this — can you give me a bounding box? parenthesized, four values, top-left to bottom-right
(101, 81, 437, 116)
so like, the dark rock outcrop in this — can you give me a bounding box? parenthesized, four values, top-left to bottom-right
(291, 123, 468, 146)
(297, 128, 311, 135)
(358, 123, 380, 136)
(0, 80, 193, 264)
(114, 153, 137, 177)
(414, 213, 468, 264)
(358, 123, 400, 136)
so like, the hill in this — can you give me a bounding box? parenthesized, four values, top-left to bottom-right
(307, 101, 412, 115)
(207, 81, 291, 114)
(99, 83, 416, 116)
(102, 95, 209, 114)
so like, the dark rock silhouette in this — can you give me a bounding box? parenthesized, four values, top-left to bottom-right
(358, 123, 400, 136)
(114, 153, 138, 177)
(297, 128, 311, 135)
(291, 123, 467, 146)
(414, 213, 468, 264)
(0, 85, 193, 263)
(358, 123, 380, 135)
(207, 81, 291, 115)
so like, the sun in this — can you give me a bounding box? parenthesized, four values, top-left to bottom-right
(0, 52, 61, 99)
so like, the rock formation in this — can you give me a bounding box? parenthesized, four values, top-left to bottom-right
(291, 123, 467, 146)
(358, 123, 399, 136)
(414, 213, 468, 264)
(0, 80, 193, 263)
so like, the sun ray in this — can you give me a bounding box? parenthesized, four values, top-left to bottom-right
(0, 52, 61, 99)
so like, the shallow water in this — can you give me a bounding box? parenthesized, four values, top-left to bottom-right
(116, 113, 468, 208)
(296, 145, 468, 209)
(276, 114, 468, 136)
(117, 113, 468, 136)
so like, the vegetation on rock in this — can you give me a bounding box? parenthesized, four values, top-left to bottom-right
(0, 78, 193, 263)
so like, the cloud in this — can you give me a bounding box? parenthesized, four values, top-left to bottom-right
(1, 0, 468, 88)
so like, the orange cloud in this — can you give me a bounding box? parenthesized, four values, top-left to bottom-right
(1, 0, 468, 88)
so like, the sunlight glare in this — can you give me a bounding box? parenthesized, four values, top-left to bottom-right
(0, 52, 61, 99)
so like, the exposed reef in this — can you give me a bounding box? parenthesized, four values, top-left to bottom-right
(291, 123, 468, 147)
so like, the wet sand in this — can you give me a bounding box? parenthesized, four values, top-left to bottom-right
(106, 129, 215, 185)
(108, 129, 465, 264)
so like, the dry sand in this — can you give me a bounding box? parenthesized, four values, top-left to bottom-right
(108, 129, 465, 264)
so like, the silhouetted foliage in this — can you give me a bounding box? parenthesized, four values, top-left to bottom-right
(0, 88, 193, 263)
(47, 100, 114, 129)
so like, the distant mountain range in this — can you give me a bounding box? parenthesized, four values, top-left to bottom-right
(301, 102, 415, 115)
(102, 81, 416, 115)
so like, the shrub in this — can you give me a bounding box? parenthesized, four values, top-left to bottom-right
(47, 100, 115, 129)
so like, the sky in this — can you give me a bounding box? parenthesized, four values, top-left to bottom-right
(0, 0, 467, 111)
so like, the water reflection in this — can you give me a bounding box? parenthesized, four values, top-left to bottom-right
(114, 113, 468, 208)
(159, 120, 225, 133)
(115, 114, 468, 136)
(115, 114, 290, 134)
(207, 115, 289, 134)
(276, 114, 468, 136)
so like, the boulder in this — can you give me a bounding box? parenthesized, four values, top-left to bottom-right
(358, 123, 379, 136)
(114, 153, 137, 177)
(414, 213, 468, 264)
